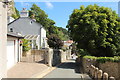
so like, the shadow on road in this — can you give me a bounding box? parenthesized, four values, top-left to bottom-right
(56, 59, 81, 74)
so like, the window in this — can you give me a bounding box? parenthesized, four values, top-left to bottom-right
(30, 21, 33, 24)
(10, 28, 13, 32)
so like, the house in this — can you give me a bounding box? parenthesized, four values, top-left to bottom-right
(7, 32, 24, 70)
(0, 2, 7, 79)
(63, 40, 73, 49)
(8, 8, 48, 50)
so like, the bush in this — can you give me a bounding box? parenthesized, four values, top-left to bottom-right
(79, 49, 90, 57)
(47, 34, 63, 49)
(96, 57, 114, 63)
(83, 55, 120, 63)
(22, 39, 31, 51)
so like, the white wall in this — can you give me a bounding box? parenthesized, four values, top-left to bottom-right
(7, 37, 19, 69)
(8, 16, 15, 24)
(0, 2, 7, 79)
(41, 28, 47, 48)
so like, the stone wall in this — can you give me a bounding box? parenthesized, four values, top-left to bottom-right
(21, 49, 46, 63)
(60, 50, 67, 62)
(21, 48, 69, 67)
(52, 49, 61, 66)
(82, 58, 97, 73)
(99, 62, 119, 79)
(77, 57, 120, 80)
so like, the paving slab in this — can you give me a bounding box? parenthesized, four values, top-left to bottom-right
(7, 62, 49, 78)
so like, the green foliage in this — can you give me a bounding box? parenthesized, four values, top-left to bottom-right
(11, 8, 20, 19)
(29, 4, 48, 29)
(57, 27, 69, 41)
(83, 55, 120, 63)
(47, 34, 64, 49)
(83, 56, 97, 59)
(29, 4, 69, 41)
(67, 4, 120, 57)
(15, 8, 20, 18)
(79, 49, 90, 57)
(97, 57, 114, 63)
(22, 39, 31, 51)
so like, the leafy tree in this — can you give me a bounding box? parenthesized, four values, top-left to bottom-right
(29, 4, 48, 29)
(67, 4, 120, 57)
(57, 27, 69, 40)
(11, 8, 20, 19)
(29, 4, 69, 41)
(22, 39, 31, 51)
(47, 34, 63, 49)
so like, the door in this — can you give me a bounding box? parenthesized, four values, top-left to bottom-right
(7, 41, 15, 69)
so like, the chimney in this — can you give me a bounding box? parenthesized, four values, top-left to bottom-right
(20, 8, 29, 17)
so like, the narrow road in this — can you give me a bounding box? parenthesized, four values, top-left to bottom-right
(43, 59, 92, 79)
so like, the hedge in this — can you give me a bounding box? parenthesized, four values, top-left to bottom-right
(83, 56, 120, 63)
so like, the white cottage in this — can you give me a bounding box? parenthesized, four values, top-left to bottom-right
(8, 8, 48, 49)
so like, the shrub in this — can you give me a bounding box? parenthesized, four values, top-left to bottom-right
(83, 55, 120, 63)
(83, 55, 97, 60)
(22, 39, 31, 51)
(47, 34, 63, 49)
(79, 49, 90, 57)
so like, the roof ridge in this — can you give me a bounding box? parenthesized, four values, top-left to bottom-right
(8, 17, 20, 25)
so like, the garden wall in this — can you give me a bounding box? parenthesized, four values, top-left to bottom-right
(21, 48, 69, 67)
(99, 62, 119, 79)
(76, 57, 120, 80)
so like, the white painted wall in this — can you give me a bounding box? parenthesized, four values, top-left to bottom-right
(7, 37, 20, 70)
(41, 28, 47, 48)
(0, 2, 7, 79)
(7, 41, 15, 69)
(8, 16, 15, 24)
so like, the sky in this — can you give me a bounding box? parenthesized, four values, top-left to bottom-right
(15, 2, 119, 29)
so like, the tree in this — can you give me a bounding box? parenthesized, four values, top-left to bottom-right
(22, 39, 31, 51)
(47, 34, 63, 49)
(29, 4, 69, 41)
(29, 4, 48, 29)
(67, 4, 120, 57)
(11, 8, 20, 19)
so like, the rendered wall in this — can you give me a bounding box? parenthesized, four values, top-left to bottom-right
(0, 2, 7, 79)
(40, 28, 47, 48)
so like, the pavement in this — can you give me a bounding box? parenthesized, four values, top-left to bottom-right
(42, 59, 92, 79)
(7, 59, 92, 80)
(7, 62, 49, 78)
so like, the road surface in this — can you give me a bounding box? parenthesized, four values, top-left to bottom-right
(43, 59, 92, 80)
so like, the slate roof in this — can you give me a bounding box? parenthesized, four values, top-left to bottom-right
(8, 17, 43, 35)
(7, 32, 24, 39)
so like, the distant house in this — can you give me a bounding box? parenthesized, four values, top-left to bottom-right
(7, 32, 24, 69)
(63, 40, 73, 49)
(8, 8, 48, 49)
